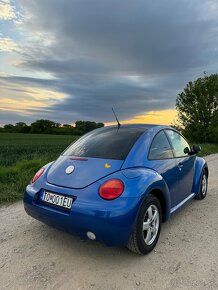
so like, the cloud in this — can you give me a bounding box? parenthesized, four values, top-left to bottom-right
(0, 0, 218, 124)
(0, 37, 20, 52)
(0, 72, 177, 122)
(0, 0, 16, 21)
(19, 0, 218, 72)
(0, 75, 67, 126)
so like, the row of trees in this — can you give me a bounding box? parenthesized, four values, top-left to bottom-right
(176, 74, 218, 143)
(0, 120, 104, 135)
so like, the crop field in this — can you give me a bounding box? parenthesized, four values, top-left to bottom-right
(0, 133, 77, 204)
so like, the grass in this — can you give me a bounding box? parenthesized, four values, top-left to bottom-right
(0, 133, 217, 205)
(197, 143, 218, 157)
(0, 133, 77, 204)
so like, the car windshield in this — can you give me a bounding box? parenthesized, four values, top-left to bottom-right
(62, 127, 146, 160)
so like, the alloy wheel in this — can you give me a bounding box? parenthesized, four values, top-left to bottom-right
(142, 204, 160, 246)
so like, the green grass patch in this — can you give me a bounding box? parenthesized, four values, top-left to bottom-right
(0, 159, 46, 203)
(0, 133, 77, 204)
(197, 143, 218, 157)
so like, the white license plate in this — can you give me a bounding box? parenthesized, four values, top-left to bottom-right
(42, 191, 73, 210)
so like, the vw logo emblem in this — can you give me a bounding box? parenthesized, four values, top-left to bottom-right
(65, 165, 75, 175)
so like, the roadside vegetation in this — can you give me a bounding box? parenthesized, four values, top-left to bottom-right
(197, 143, 218, 157)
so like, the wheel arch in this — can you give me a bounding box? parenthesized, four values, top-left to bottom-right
(149, 189, 168, 222)
(192, 157, 208, 194)
(120, 167, 172, 221)
(138, 180, 171, 222)
(204, 165, 209, 177)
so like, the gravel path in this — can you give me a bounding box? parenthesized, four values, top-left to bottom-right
(0, 154, 218, 290)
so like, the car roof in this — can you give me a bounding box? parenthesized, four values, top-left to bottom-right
(103, 124, 171, 131)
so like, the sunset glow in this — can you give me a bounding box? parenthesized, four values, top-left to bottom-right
(107, 109, 177, 126)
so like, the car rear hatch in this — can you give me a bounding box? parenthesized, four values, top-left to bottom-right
(46, 156, 123, 189)
(46, 126, 147, 189)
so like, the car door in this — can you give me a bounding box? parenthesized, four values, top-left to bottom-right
(165, 129, 195, 204)
(147, 130, 179, 208)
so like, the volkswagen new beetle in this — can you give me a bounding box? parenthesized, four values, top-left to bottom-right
(24, 125, 208, 254)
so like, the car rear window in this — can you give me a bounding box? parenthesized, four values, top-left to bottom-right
(62, 127, 146, 160)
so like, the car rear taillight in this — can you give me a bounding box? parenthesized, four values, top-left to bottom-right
(32, 167, 45, 183)
(99, 179, 124, 200)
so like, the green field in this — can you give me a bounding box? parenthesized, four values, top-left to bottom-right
(0, 133, 77, 204)
(0, 133, 218, 205)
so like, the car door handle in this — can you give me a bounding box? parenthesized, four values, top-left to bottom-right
(178, 162, 183, 170)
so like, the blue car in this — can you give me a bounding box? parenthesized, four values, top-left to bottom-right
(24, 125, 208, 254)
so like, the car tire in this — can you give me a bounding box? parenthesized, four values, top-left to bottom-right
(195, 169, 208, 200)
(127, 194, 162, 255)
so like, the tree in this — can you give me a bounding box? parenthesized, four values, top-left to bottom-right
(30, 119, 56, 134)
(15, 122, 27, 127)
(75, 121, 104, 135)
(96, 122, 104, 128)
(176, 74, 218, 142)
(4, 124, 14, 131)
(54, 123, 61, 128)
(14, 122, 30, 133)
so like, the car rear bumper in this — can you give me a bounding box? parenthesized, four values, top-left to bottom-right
(23, 182, 140, 247)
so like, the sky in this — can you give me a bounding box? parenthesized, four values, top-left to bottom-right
(0, 0, 218, 126)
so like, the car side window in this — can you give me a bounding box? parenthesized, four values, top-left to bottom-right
(165, 130, 190, 158)
(148, 131, 174, 160)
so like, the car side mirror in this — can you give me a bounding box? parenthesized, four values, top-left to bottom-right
(184, 147, 190, 154)
(192, 145, 201, 154)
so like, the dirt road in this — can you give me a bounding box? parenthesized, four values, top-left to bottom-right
(0, 154, 218, 290)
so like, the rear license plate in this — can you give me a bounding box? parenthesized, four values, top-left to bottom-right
(42, 191, 73, 210)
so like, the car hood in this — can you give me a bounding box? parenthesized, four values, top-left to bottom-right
(46, 155, 124, 189)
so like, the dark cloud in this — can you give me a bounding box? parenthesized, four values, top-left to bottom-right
(2, 0, 218, 123)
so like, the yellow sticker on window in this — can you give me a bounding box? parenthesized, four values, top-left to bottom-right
(104, 163, 111, 169)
